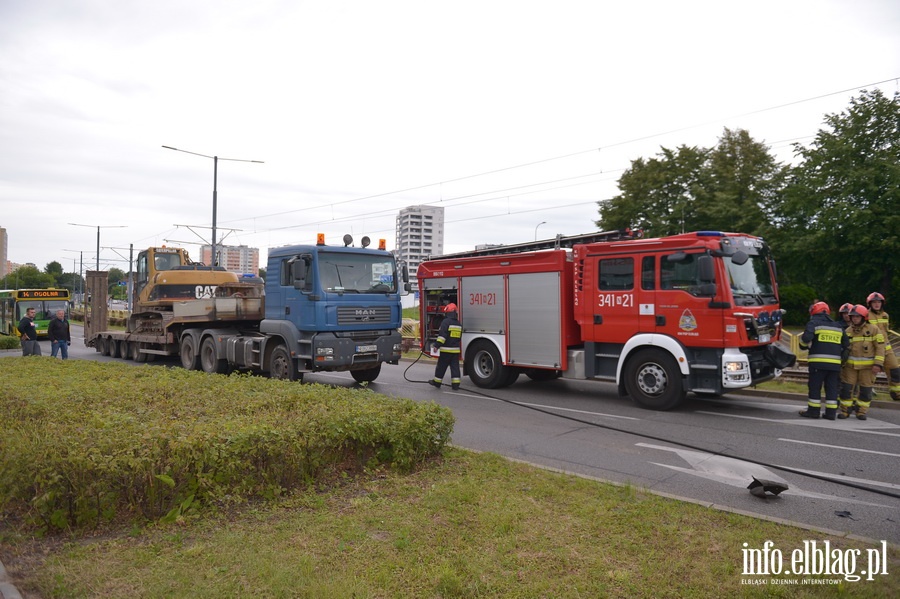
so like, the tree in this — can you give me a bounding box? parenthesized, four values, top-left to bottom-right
(596, 128, 786, 239)
(597, 145, 709, 236)
(44, 261, 64, 285)
(3, 266, 55, 289)
(775, 89, 899, 303)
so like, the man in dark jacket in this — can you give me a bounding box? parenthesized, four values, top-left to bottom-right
(48, 309, 71, 360)
(799, 301, 849, 420)
(17, 307, 42, 356)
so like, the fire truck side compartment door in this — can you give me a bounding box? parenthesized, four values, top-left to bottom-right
(508, 272, 562, 367)
(460, 275, 505, 334)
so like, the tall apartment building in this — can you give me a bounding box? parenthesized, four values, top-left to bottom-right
(395, 205, 444, 289)
(200, 244, 260, 274)
(0, 227, 7, 280)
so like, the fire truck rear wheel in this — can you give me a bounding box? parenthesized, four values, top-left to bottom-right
(200, 336, 229, 374)
(624, 349, 685, 410)
(270, 345, 301, 381)
(467, 340, 514, 389)
(351, 365, 381, 383)
(180, 335, 200, 371)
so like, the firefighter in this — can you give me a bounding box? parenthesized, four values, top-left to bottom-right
(430, 303, 462, 390)
(838, 303, 853, 330)
(799, 301, 848, 420)
(866, 292, 900, 401)
(838, 305, 885, 420)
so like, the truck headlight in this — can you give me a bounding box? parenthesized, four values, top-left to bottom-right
(316, 347, 334, 356)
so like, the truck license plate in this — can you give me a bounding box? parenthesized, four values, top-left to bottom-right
(356, 344, 377, 353)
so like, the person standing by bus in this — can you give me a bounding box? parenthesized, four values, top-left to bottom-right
(48, 309, 71, 359)
(17, 307, 42, 356)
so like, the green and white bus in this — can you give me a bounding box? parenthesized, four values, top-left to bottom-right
(0, 289, 71, 338)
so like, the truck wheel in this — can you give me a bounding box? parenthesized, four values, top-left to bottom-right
(270, 345, 300, 381)
(200, 336, 229, 374)
(623, 349, 686, 410)
(180, 336, 200, 371)
(467, 340, 513, 389)
(121, 340, 133, 360)
(98, 336, 111, 356)
(351, 365, 381, 383)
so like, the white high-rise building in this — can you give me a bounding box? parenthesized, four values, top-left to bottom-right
(200, 244, 260, 274)
(395, 205, 444, 289)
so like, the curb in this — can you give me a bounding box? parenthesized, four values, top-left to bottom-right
(0, 560, 23, 599)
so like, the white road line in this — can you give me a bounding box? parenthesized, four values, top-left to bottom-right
(778, 438, 900, 458)
(697, 410, 900, 436)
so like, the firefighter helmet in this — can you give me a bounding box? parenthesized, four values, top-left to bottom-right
(867, 292, 885, 305)
(838, 303, 853, 314)
(809, 301, 829, 316)
(443, 303, 458, 313)
(849, 304, 869, 319)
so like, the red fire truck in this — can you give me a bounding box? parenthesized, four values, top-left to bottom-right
(417, 230, 795, 410)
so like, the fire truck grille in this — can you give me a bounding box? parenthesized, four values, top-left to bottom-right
(337, 306, 392, 325)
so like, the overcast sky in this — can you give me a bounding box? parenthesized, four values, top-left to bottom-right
(1, 0, 898, 274)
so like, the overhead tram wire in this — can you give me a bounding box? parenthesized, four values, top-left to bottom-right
(223, 76, 900, 228)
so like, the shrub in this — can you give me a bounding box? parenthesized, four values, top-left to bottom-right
(0, 359, 454, 532)
(0, 336, 21, 350)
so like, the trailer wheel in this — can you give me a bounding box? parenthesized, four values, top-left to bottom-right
(98, 336, 111, 356)
(467, 340, 513, 389)
(200, 336, 229, 374)
(121, 340, 134, 360)
(111, 339, 125, 359)
(351, 365, 381, 384)
(270, 345, 301, 381)
(132, 342, 148, 363)
(623, 349, 685, 410)
(180, 335, 200, 370)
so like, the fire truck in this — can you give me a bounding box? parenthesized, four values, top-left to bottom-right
(417, 230, 795, 410)
(87, 234, 408, 383)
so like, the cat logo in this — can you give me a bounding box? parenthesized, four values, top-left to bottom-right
(195, 285, 218, 299)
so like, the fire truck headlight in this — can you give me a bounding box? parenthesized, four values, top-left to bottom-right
(722, 350, 752, 387)
(725, 361, 744, 372)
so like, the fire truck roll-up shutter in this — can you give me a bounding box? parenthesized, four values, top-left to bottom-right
(508, 272, 563, 368)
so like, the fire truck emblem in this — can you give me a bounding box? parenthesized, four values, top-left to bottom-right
(679, 309, 698, 332)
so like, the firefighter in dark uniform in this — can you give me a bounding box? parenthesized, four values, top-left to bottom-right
(430, 303, 462, 390)
(799, 301, 848, 420)
(866, 292, 900, 401)
(838, 304, 885, 420)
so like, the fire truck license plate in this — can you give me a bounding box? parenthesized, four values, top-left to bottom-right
(356, 344, 377, 353)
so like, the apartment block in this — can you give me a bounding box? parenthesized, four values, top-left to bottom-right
(395, 206, 444, 287)
(200, 244, 260, 274)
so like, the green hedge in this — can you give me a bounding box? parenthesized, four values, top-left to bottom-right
(0, 359, 454, 532)
(0, 336, 21, 350)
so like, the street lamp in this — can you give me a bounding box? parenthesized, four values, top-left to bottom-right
(534, 221, 547, 241)
(68, 224, 126, 271)
(162, 145, 263, 266)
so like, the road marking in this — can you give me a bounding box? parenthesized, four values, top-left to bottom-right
(777, 438, 900, 458)
(696, 410, 900, 435)
(638, 443, 893, 508)
(772, 465, 900, 490)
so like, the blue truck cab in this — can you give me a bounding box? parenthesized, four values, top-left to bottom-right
(262, 236, 408, 383)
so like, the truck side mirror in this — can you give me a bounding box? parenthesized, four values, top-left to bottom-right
(400, 262, 411, 296)
(698, 255, 715, 283)
(291, 256, 309, 289)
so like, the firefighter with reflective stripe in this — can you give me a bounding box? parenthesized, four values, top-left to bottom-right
(838, 304, 885, 420)
(866, 292, 900, 401)
(430, 303, 462, 390)
(799, 301, 848, 420)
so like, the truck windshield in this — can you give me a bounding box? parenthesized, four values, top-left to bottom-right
(319, 252, 397, 294)
(725, 242, 776, 306)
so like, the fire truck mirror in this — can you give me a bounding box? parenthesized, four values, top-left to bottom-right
(666, 251, 687, 263)
(698, 283, 717, 297)
(698, 254, 715, 283)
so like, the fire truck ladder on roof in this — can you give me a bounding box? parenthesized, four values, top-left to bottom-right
(430, 229, 637, 260)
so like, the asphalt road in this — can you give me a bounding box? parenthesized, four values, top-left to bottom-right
(10, 327, 900, 546)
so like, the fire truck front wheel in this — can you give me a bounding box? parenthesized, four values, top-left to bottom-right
(623, 349, 686, 410)
(467, 340, 515, 389)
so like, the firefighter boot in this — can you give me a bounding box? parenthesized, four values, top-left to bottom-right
(798, 405, 820, 419)
(856, 404, 869, 420)
(429, 379, 442, 389)
(837, 403, 852, 419)
(823, 407, 837, 421)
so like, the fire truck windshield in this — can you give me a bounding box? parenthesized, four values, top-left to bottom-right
(725, 244, 776, 305)
(319, 252, 397, 294)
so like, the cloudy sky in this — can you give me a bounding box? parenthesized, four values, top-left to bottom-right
(1, 0, 898, 275)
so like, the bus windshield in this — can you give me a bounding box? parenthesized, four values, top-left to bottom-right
(318, 252, 397, 294)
